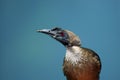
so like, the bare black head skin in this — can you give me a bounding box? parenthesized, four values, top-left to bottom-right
(37, 27, 81, 47)
(37, 27, 101, 80)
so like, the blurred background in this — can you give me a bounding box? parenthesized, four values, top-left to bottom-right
(0, 0, 120, 80)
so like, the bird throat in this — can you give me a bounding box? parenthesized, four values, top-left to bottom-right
(65, 46, 85, 66)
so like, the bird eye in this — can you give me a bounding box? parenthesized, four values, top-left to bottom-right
(60, 32, 64, 37)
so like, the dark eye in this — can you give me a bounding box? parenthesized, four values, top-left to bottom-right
(60, 32, 64, 37)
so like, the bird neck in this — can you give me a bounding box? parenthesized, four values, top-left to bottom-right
(65, 46, 83, 65)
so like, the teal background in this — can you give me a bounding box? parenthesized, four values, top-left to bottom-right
(0, 0, 120, 80)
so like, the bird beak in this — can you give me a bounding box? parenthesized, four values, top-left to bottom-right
(37, 29, 56, 37)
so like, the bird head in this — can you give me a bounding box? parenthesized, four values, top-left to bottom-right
(37, 27, 81, 47)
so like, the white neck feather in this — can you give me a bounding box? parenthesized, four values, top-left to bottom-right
(65, 46, 83, 65)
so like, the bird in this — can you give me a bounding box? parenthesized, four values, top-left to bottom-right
(37, 27, 101, 80)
